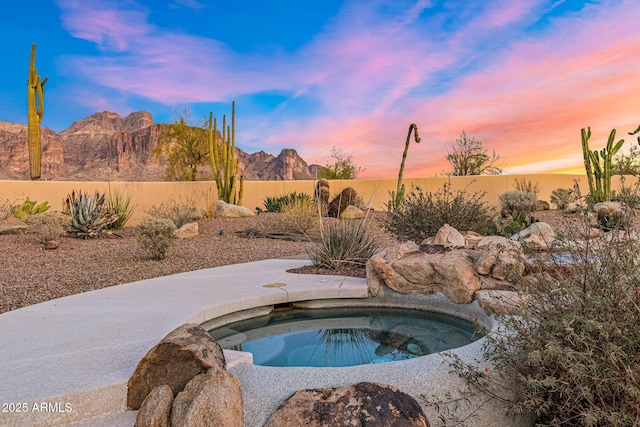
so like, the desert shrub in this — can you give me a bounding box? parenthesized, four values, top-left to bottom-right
(306, 216, 381, 269)
(385, 181, 491, 243)
(612, 176, 640, 209)
(439, 217, 640, 426)
(513, 178, 540, 195)
(147, 200, 200, 229)
(264, 192, 312, 213)
(26, 211, 68, 243)
(137, 218, 177, 260)
(279, 198, 320, 235)
(106, 190, 136, 229)
(12, 197, 50, 220)
(498, 190, 538, 215)
(63, 190, 120, 238)
(0, 199, 14, 222)
(549, 188, 575, 210)
(596, 207, 631, 231)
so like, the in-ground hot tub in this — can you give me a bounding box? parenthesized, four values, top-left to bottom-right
(208, 304, 485, 367)
(200, 288, 508, 427)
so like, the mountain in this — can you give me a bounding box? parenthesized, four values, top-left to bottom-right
(0, 112, 315, 181)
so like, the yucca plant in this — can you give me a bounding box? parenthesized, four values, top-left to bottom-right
(63, 190, 120, 238)
(306, 215, 381, 270)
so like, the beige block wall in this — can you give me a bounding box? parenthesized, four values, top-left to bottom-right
(0, 174, 617, 226)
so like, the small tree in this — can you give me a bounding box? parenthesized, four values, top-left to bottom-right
(316, 147, 364, 180)
(154, 109, 209, 181)
(446, 131, 503, 176)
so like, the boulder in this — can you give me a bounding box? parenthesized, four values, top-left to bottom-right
(367, 245, 481, 304)
(475, 235, 510, 249)
(127, 324, 226, 410)
(433, 224, 465, 247)
(339, 205, 365, 219)
(536, 200, 550, 211)
(475, 241, 525, 280)
(213, 200, 255, 218)
(461, 231, 484, 247)
(171, 368, 243, 427)
(593, 201, 622, 214)
(44, 240, 60, 250)
(134, 384, 173, 427)
(327, 187, 357, 218)
(474, 290, 524, 315)
(264, 382, 429, 427)
(512, 222, 556, 251)
(175, 222, 198, 239)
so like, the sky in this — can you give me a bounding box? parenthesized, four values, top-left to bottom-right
(2, 0, 640, 179)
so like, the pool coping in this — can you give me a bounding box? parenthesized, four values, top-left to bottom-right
(0, 257, 531, 427)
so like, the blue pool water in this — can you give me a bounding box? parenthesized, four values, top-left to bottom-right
(208, 306, 484, 367)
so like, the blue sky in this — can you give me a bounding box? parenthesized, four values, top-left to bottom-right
(2, 0, 640, 178)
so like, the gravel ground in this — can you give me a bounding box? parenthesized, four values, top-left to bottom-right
(0, 212, 399, 314)
(0, 208, 624, 314)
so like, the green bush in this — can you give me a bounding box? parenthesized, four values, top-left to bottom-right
(498, 190, 538, 215)
(137, 218, 177, 260)
(147, 200, 200, 229)
(440, 217, 640, 426)
(306, 216, 381, 269)
(385, 181, 491, 243)
(549, 188, 575, 210)
(12, 197, 50, 219)
(263, 191, 312, 213)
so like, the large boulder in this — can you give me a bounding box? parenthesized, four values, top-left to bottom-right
(213, 200, 255, 218)
(432, 224, 466, 247)
(264, 382, 429, 427)
(327, 187, 357, 218)
(134, 385, 174, 427)
(475, 241, 525, 281)
(175, 222, 198, 239)
(339, 205, 365, 219)
(171, 368, 243, 427)
(512, 222, 556, 251)
(127, 324, 226, 410)
(367, 244, 481, 303)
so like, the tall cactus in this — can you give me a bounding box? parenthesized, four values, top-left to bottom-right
(208, 101, 243, 204)
(387, 123, 421, 213)
(27, 43, 48, 180)
(581, 127, 624, 203)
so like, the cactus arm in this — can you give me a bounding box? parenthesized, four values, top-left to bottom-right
(581, 127, 597, 200)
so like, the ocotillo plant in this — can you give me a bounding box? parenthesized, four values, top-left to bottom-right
(581, 127, 624, 203)
(208, 102, 243, 205)
(27, 43, 48, 180)
(387, 123, 420, 213)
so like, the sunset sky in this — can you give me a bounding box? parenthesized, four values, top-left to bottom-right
(2, 0, 640, 178)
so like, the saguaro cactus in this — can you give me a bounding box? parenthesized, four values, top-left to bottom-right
(387, 123, 420, 213)
(27, 43, 48, 180)
(208, 101, 243, 204)
(581, 127, 624, 203)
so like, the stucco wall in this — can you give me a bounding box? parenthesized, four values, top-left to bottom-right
(0, 174, 608, 226)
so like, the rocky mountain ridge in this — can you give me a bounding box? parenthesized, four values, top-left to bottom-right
(0, 111, 316, 181)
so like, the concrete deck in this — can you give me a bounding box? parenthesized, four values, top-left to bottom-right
(0, 258, 366, 427)
(0, 257, 532, 427)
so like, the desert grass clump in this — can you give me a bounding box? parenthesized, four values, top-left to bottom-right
(147, 200, 200, 229)
(385, 181, 491, 243)
(137, 218, 177, 260)
(264, 192, 312, 213)
(279, 198, 320, 236)
(306, 216, 381, 270)
(438, 217, 640, 426)
(498, 190, 538, 216)
(106, 189, 136, 229)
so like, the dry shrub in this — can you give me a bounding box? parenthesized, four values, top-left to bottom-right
(0, 199, 14, 222)
(137, 218, 177, 260)
(279, 198, 320, 236)
(147, 199, 200, 229)
(25, 211, 69, 243)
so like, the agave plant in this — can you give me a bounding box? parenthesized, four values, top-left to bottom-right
(63, 190, 120, 238)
